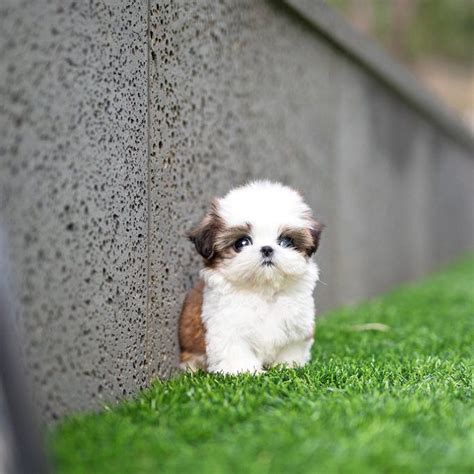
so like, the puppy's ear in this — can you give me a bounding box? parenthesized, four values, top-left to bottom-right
(307, 219, 324, 256)
(188, 199, 222, 261)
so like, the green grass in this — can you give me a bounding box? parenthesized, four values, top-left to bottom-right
(51, 255, 474, 474)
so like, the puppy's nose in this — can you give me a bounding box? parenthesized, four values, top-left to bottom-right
(260, 246, 274, 258)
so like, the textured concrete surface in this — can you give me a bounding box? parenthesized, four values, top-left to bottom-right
(0, 0, 149, 420)
(0, 0, 473, 419)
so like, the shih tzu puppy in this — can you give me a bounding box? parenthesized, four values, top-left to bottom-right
(179, 181, 323, 374)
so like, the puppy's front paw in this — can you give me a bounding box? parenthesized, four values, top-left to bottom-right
(271, 339, 313, 369)
(207, 340, 263, 375)
(207, 352, 262, 375)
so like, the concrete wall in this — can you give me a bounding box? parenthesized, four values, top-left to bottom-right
(0, 0, 473, 419)
(0, 0, 151, 420)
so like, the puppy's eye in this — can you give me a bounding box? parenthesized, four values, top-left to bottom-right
(233, 236, 252, 252)
(278, 236, 294, 248)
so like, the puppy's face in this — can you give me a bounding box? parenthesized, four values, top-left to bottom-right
(189, 181, 323, 288)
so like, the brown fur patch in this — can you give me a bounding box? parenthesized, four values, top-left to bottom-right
(204, 223, 252, 269)
(214, 223, 251, 252)
(189, 199, 253, 268)
(307, 218, 324, 255)
(179, 280, 206, 359)
(279, 220, 324, 257)
(188, 199, 224, 261)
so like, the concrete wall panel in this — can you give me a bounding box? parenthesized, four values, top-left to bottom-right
(0, 0, 149, 419)
(431, 139, 474, 263)
(334, 59, 441, 304)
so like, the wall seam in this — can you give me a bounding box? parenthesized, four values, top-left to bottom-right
(144, 0, 153, 383)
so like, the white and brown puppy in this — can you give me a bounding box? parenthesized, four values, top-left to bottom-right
(179, 181, 323, 374)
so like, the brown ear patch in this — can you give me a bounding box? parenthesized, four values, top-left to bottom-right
(188, 199, 224, 261)
(308, 219, 324, 256)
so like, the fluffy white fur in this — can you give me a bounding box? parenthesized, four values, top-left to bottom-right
(200, 181, 320, 374)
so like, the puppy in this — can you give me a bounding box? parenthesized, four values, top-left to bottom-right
(179, 181, 323, 374)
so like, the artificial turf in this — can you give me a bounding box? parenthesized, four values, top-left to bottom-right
(51, 254, 474, 474)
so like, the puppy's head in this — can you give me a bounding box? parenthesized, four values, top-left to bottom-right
(189, 181, 323, 288)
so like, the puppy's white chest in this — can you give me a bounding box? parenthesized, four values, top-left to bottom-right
(203, 286, 314, 363)
(245, 297, 301, 355)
